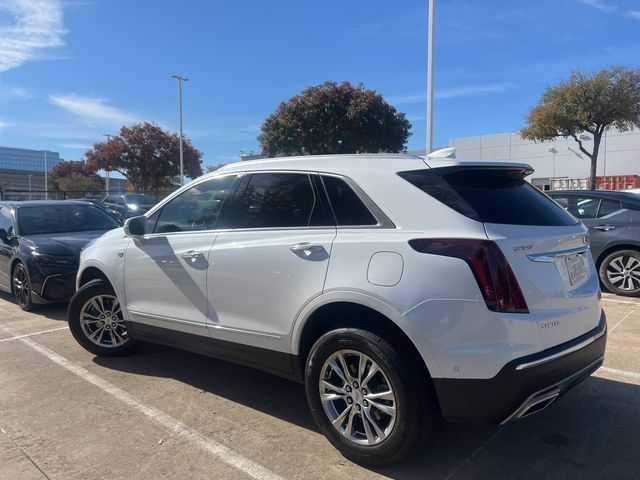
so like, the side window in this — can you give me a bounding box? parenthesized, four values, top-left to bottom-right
(225, 173, 325, 229)
(598, 199, 621, 218)
(0, 208, 13, 235)
(153, 175, 237, 233)
(104, 195, 114, 203)
(572, 197, 599, 219)
(321, 175, 378, 226)
(551, 196, 569, 209)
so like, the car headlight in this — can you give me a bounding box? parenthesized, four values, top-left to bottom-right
(33, 252, 76, 267)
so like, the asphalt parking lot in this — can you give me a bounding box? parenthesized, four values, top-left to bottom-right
(1, 292, 639, 480)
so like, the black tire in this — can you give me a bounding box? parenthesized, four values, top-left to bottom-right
(12, 262, 35, 311)
(68, 280, 139, 356)
(305, 328, 436, 466)
(599, 249, 640, 297)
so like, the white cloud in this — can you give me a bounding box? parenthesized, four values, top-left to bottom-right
(576, 0, 618, 13)
(58, 142, 90, 149)
(626, 10, 640, 19)
(0, 0, 66, 72)
(387, 82, 515, 105)
(0, 84, 33, 103)
(49, 93, 138, 126)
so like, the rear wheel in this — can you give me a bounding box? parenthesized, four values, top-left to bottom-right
(305, 328, 436, 466)
(599, 249, 640, 297)
(12, 262, 34, 311)
(68, 280, 139, 356)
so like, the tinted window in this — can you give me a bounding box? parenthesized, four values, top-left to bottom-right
(225, 173, 326, 229)
(321, 175, 378, 226)
(124, 194, 155, 204)
(399, 168, 577, 226)
(598, 198, 622, 217)
(18, 205, 120, 235)
(154, 175, 237, 233)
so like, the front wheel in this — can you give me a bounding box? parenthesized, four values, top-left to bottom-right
(305, 328, 436, 466)
(599, 249, 640, 297)
(12, 262, 34, 311)
(68, 280, 139, 356)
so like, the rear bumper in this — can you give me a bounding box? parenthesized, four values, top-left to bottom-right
(432, 310, 607, 424)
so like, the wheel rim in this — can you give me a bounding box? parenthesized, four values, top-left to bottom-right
(79, 295, 129, 348)
(606, 255, 640, 292)
(12, 265, 30, 307)
(319, 349, 397, 446)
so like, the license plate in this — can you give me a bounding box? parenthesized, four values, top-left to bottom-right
(565, 253, 588, 286)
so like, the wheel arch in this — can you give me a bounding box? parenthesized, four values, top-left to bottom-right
(595, 243, 640, 269)
(77, 266, 113, 289)
(292, 293, 441, 381)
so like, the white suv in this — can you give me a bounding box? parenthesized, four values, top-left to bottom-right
(68, 154, 607, 465)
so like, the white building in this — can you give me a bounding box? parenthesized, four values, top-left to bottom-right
(446, 128, 640, 190)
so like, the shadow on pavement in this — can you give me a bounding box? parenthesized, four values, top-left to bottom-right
(93, 344, 640, 479)
(0, 291, 68, 322)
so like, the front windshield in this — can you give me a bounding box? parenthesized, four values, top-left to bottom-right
(18, 204, 120, 235)
(124, 194, 154, 204)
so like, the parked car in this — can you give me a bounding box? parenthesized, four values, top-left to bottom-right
(68, 155, 606, 466)
(102, 193, 157, 219)
(547, 190, 640, 296)
(0, 201, 121, 310)
(68, 198, 123, 224)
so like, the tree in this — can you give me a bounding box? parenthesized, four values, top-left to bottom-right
(85, 122, 203, 192)
(521, 66, 640, 189)
(50, 160, 104, 193)
(258, 81, 411, 157)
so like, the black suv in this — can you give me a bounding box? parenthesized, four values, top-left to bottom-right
(102, 193, 156, 220)
(548, 189, 640, 296)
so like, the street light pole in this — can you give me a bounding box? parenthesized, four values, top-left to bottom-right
(103, 134, 113, 194)
(426, 0, 435, 155)
(44, 150, 48, 200)
(171, 75, 189, 186)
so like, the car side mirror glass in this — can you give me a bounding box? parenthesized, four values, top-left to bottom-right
(124, 215, 147, 238)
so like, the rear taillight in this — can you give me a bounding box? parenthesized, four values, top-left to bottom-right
(409, 238, 529, 314)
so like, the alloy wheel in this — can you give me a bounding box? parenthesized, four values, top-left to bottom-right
(12, 265, 30, 307)
(319, 349, 397, 446)
(606, 255, 640, 292)
(79, 295, 129, 348)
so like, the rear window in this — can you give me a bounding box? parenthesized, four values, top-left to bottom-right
(398, 168, 578, 226)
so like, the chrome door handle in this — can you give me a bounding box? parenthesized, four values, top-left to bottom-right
(593, 225, 616, 231)
(290, 242, 325, 255)
(181, 250, 203, 262)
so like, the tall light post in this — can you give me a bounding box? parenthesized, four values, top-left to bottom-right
(426, 0, 435, 155)
(103, 133, 113, 194)
(171, 74, 189, 186)
(43, 150, 48, 200)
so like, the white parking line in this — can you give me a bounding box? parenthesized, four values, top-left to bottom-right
(598, 366, 640, 381)
(1, 326, 283, 480)
(608, 309, 638, 334)
(601, 297, 640, 306)
(0, 326, 68, 343)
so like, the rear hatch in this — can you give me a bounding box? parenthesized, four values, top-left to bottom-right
(400, 163, 601, 348)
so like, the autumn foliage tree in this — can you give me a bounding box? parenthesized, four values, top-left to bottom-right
(50, 160, 104, 193)
(521, 66, 640, 189)
(85, 122, 203, 192)
(258, 81, 411, 157)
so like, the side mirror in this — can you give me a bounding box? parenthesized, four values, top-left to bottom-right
(123, 215, 147, 239)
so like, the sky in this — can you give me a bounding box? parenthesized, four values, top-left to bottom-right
(0, 0, 639, 170)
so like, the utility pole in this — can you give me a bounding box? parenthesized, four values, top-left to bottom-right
(44, 150, 48, 200)
(171, 75, 189, 186)
(103, 134, 113, 194)
(426, 0, 435, 155)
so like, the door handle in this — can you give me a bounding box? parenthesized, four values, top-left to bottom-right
(593, 225, 616, 231)
(290, 242, 325, 255)
(181, 250, 204, 263)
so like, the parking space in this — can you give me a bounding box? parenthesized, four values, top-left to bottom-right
(1, 292, 639, 480)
